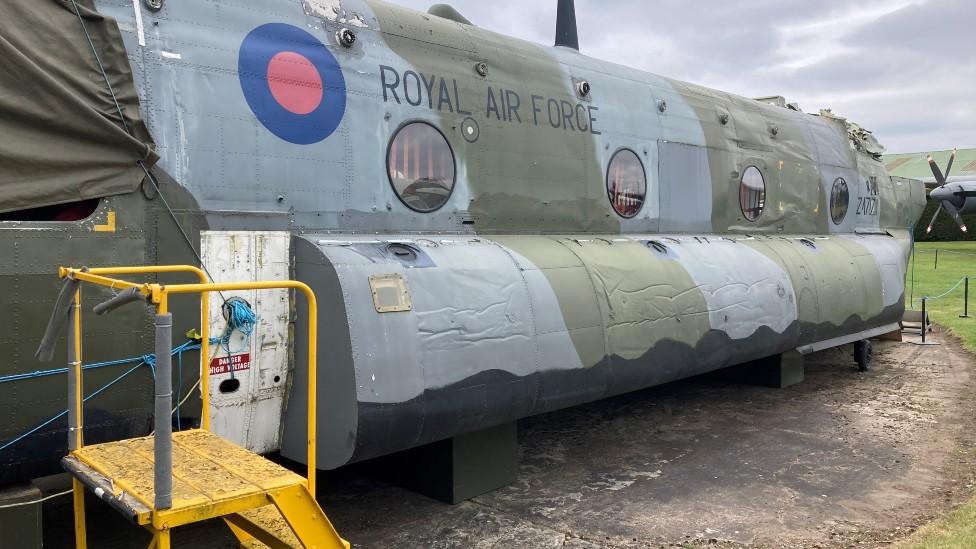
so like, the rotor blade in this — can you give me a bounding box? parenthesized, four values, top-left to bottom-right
(926, 203, 943, 234)
(943, 200, 968, 233)
(945, 148, 957, 179)
(928, 155, 947, 186)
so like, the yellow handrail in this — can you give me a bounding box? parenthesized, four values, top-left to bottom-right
(59, 267, 320, 496)
(148, 280, 319, 495)
(61, 266, 212, 430)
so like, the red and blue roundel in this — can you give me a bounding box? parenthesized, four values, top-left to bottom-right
(238, 23, 346, 145)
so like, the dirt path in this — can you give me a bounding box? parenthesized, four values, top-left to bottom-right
(43, 329, 976, 548)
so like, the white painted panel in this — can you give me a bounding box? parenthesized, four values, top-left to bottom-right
(201, 231, 291, 453)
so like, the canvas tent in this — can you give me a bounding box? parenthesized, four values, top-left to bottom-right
(0, 0, 157, 213)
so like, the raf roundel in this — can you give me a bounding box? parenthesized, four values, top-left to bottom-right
(238, 23, 347, 145)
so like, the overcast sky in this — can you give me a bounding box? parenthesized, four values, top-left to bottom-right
(396, 0, 973, 154)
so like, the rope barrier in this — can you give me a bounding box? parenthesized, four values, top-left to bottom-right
(0, 341, 199, 453)
(913, 249, 976, 257)
(1, 299, 258, 451)
(910, 276, 976, 307)
(0, 489, 74, 510)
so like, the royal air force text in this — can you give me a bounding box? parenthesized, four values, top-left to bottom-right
(379, 66, 600, 135)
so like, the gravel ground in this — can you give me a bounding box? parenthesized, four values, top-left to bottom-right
(42, 328, 976, 548)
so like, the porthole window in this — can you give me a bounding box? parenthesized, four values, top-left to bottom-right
(387, 122, 456, 213)
(830, 177, 849, 225)
(739, 166, 766, 221)
(606, 149, 646, 218)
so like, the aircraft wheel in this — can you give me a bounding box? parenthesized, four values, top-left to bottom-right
(854, 340, 872, 372)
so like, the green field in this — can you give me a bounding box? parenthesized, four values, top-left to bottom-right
(905, 242, 976, 353)
(899, 241, 976, 548)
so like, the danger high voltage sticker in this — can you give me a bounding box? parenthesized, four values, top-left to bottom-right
(210, 353, 251, 375)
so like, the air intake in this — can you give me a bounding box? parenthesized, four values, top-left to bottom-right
(555, 0, 579, 50)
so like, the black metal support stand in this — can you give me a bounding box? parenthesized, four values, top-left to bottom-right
(961, 277, 970, 319)
(366, 422, 519, 504)
(922, 298, 928, 343)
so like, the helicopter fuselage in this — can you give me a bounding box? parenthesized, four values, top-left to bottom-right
(0, 0, 927, 481)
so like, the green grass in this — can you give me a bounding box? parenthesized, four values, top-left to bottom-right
(899, 241, 976, 548)
(906, 242, 976, 354)
(901, 501, 976, 549)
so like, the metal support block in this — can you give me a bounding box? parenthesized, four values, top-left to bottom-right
(368, 422, 519, 504)
(725, 351, 805, 389)
(0, 485, 43, 549)
(876, 329, 903, 342)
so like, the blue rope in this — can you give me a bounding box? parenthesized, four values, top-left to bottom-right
(0, 357, 150, 385)
(227, 300, 257, 337)
(212, 299, 257, 355)
(0, 341, 200, 453)
(0, 301, 258, 451)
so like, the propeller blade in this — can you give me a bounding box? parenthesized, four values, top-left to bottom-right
(945, 148, 957, 179)
(943, 200, 968, 233)
(926, 203, 943, 234)
(928, 155, 947, 186)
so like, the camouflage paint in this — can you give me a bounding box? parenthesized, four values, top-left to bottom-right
(0, 0, 927, 480)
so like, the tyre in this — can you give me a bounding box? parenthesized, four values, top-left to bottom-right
(853, 340, 872, 372)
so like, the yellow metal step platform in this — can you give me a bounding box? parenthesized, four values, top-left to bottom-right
(39, 266, 349, 549)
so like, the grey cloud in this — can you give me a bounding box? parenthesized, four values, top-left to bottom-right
(391, 0, 975, 152)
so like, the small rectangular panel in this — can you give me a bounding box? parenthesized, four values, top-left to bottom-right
(658, 141, 713, 233)
(369, 273, 412, 313)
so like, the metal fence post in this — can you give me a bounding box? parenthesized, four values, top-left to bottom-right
(935, 249, 939, 270)
(921, 298, 927, 343)
(962, 277, 971, 319)
(154, 313, 173, 510)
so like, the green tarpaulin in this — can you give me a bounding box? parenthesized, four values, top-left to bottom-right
(0, 0, 157, 213)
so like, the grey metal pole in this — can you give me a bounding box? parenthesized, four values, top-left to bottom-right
(154, 313, 173, 510)
(921, 298, 927, 343)
(67, 297, 82, 451)
(962, 277, 970, 319)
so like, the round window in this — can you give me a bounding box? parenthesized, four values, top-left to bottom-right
(606, 149, 646, 218)
(830, 177, 849, 225)
(387, 122, 456, 213)
(739, 166, 766, 221)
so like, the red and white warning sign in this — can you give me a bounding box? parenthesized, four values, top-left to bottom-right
(209, 353, 251, 376)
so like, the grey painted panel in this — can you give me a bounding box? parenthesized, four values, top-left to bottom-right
(658, 141, 713, 233)
(283, 237, 360, 468)
(807, 119, 855, 169)
(337, 259, 424, 405)
(407, 241, 538, 387)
